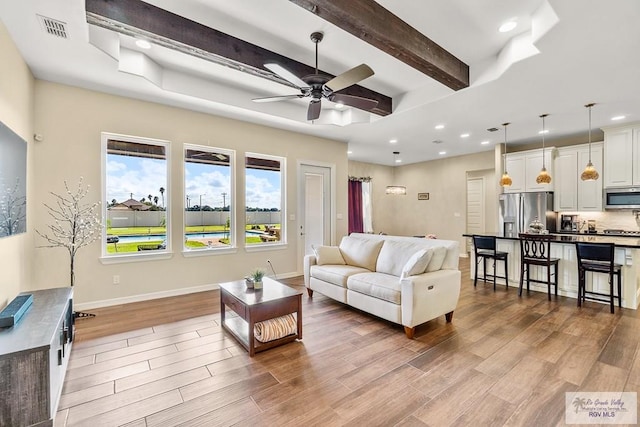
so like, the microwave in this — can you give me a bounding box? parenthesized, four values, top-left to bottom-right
(604, 186, 640, 209)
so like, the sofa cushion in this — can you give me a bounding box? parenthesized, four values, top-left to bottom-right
(310, 264, 370, 287)
(426, 246, 447, 272)
(314, 245, 346, 266)
(400, 248, 434, 279)
(376, 240, 429, 277)
(339, 236, 384, 271)
(347, 272, 401, 304)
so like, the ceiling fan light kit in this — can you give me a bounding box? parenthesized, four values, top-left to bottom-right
(253, 31, 378, 121)
(581, 103, 600, 181)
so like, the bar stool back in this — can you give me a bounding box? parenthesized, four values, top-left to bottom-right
(472, 235, 509, 291)
(575, 242, 622, 313)
(519, 233, 559, 300)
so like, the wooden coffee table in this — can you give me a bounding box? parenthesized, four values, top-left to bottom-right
(219, 277, 302, 356)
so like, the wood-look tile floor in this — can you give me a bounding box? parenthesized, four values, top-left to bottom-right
(56, 259, 640, 427)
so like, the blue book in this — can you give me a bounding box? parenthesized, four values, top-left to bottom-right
(0, 294, 33, 328)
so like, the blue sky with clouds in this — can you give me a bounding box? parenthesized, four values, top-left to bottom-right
(107, 154, 281, 209)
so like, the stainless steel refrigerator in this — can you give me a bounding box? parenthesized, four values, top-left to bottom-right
(499, 192, 556, 235)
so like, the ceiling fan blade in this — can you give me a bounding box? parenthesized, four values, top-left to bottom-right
(331, 94, 379, 111)
(307, 99, 321, 121)
(252, 94, 304, 103)
(325, 64, 374, 92)
(265, 62, 309, 88)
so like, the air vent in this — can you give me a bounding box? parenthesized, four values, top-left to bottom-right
(37, 15, 68, 39)
(432, 140, 443, 144)
(487, 127, 499, 132)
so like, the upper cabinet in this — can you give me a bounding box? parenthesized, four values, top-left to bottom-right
(504, 148, 554, 193)
(577, 143, 603, 211)
(555, 143, 603, 211)
(603, 125, 640, 187)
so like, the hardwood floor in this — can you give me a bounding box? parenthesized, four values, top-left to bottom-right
(57, 258, 640, 426)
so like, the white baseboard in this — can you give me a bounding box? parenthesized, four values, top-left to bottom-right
(74, 271, 301, 310)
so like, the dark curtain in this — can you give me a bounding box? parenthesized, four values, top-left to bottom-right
(348, 180, 363, 234)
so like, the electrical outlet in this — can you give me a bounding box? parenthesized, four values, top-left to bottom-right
(113, 275, 120, 285)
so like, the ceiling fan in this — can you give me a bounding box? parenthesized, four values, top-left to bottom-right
(252, 32, 379, 121)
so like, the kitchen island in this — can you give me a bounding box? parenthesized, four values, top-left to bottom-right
(463, 232, 640, 309)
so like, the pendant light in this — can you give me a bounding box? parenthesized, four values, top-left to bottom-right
(499, 122, 512, 187)
(580, 103, 600, 181)
(536, 114, 552, 184)
(385, 151, 407, 195)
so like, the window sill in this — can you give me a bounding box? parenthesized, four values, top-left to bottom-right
(182, 247, 238, 257)
(100, 251, 173, 264)
(244, 243, 288, 253)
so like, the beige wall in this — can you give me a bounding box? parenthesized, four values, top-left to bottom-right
(0, 22, 35, 308)
(31, 81, 348, 306)
(349, 150, 496, 253)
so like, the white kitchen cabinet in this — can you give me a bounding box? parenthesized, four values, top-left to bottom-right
(504, 153, 526, 192)
(603, 127, 634, 187)
(577, 143, 603, 211)
(554, 147, 578, 210)
(554, 143, 603, 211)
(503, 148, 554, 193)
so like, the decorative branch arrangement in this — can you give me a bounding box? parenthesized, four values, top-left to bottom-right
(36, 178, 101, 287)
(0, 178, 26, 237)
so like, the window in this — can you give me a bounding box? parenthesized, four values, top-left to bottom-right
(184, 145, 234, 250)
(245, 153, 285, 245)
(102, 133, 169, 257)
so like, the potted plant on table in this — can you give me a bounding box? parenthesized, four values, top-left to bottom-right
(250, 269, 265, 289)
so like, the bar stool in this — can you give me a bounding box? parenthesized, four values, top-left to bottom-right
(519, 233, 559, 300)
(472, 235, 509, 291)
(575, 242, 622, 313)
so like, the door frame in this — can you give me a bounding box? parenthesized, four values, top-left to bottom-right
(297, 160, 336, 273)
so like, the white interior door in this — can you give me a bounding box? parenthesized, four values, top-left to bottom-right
(466, 177, 485, 253)
(298, 163, 332, 272)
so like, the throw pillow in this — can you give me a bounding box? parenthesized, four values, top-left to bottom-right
(400, 248, 434, 279)
(376, 239, 426, 277)
(425, 246, 447, 272)
(314, 246, 346, 266)
(339, 236, 384, 271)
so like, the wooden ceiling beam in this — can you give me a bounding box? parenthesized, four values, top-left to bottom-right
(289, 0, 469, 91)
(85, 0, 392, 116)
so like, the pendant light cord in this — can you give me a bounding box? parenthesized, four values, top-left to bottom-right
(540, 114, 548, 168)
(586, 103, 594, 162)
(502, 122, 510, 174)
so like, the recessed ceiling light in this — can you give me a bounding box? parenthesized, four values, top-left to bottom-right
(611, 115, 626, 121)
(481, 140, 490, 145)
(389, 138, 398, 144)
(335, 102, 344, 109)
(435, 124, 445, 130)
(498, 20, 518, 33)
(395, 159, 402, 163)
(135, 39, 152, 49)
(538, 129, 549, 134)
(460, 133, 470, 138)
(439, 151, 446, 155)
(347, 150, 353, 154)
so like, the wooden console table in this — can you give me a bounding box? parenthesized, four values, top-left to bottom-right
(219, 278, 302, 356)
(0, 287, 74, 427)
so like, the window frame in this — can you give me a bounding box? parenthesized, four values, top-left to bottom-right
(100, 132, 172, 263)
(182, 144, 236, 255)
(244, 152, 286, 250)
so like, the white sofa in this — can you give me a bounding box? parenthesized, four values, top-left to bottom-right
(303, 233, 461, 338)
